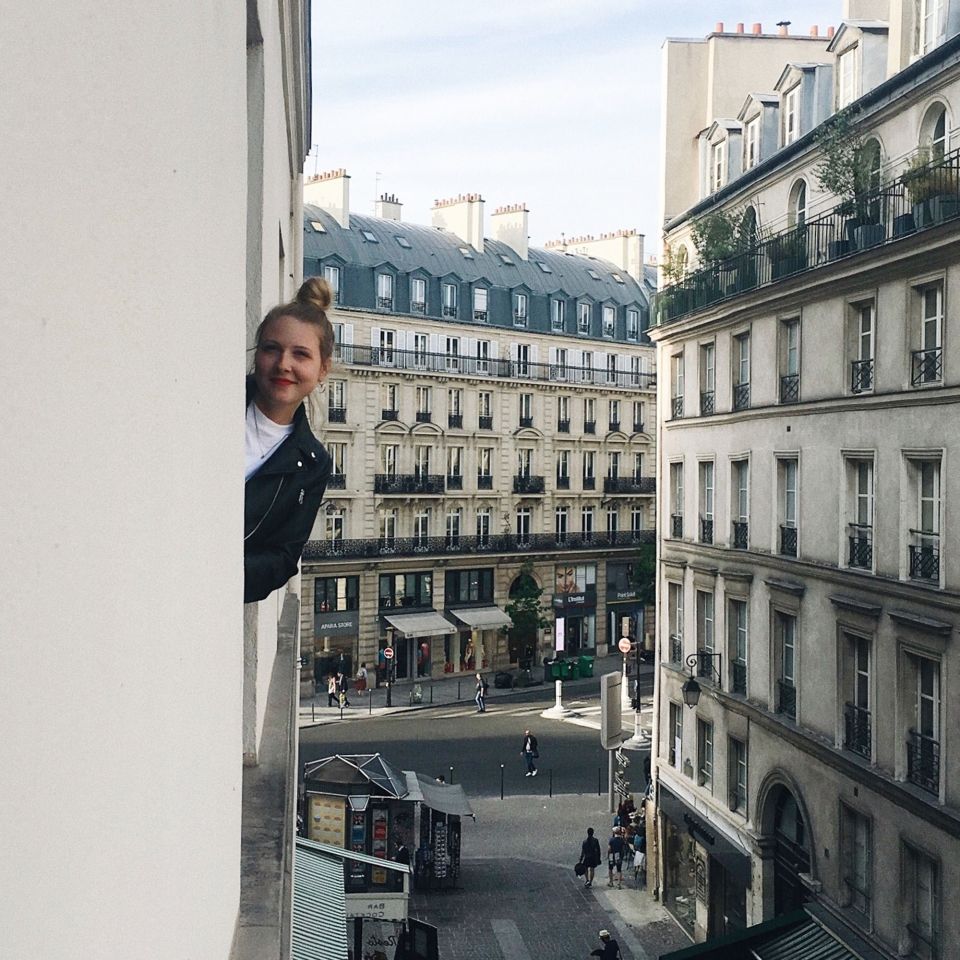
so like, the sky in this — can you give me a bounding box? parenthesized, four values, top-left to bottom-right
(309, 1, 843, 250)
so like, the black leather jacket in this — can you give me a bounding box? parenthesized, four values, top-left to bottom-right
(244, 378, 331, 603)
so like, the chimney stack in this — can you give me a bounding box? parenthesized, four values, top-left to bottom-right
(431, 193, 485, 253)
(827, 25, 835, 38)
(375, 192, 403, 222)
(778, 23, 789, 36)
(303, 168, 350, 229)
(715, 21, 724, 33)
(491, 204, 530, 261)
(752, 22, 762, 34)
(810, 25, 819, 37)
(736, 22, 745, 33)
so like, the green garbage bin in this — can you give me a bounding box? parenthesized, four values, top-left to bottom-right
(578, 655, 595, 678)
(549, 660, 564, 681)
(561, 659, 577, 681)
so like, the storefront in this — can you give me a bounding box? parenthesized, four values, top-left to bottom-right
(444, 606, 512, 674)
(552, 563, 597, 656)
(313, 575, 361, 690)
(659, 786, 750, 942)
(606, 562, 651, 655)
(379, 611, 457, 681)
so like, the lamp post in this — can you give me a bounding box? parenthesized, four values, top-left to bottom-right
(681, 652, 721, 708)
(385, 625, 395, 708)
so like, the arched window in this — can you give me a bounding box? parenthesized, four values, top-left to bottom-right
(740, 206, 758, 245)
(788, 181, 807, 229)
(921, 102, 949, 158)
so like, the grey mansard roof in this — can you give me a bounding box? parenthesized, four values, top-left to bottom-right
(303, 206, 647, 307)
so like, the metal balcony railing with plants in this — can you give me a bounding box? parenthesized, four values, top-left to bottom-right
(328, 406, 347, 423)
(513, 475, 545, 494)
(844, 703, 872, 759)
(912, 347, 943, 386)
(851, 358, 874, 393)
(732, 520, 748, 549)
(671, 514, 683, 538)
(374, 474, 445, 494)
(733, 382, 750, 411)
(907, 729, 940, 794)
(655, 146, 960, 327)
(778, 679, 797, 719)
(848, 524, 873, 569)
(331, 343, 656, 391)
(603, 476, 656, 494)
(731, 661, 747, 695)
(303, 528, 656, 562)
(909, 532, 940, 581)
(780, 524, 798, 557)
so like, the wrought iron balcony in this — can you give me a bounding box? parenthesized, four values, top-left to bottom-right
(848, 524, 873, 568)
(513, 311, 527, 326)
(473, 310, 488, 322)
(377, 296, 394, 310)
(519, 416, 534, 428)
(700, 391, 715, 415)
(448, 413, 463, 428)
(777, 679, 797, 719)
(374, 473, 445, 494)
(671, 514, 683, 538)
(907, 729, 940, 794)
(733, 382, 750, 411)
(909, 535, 940, 581)
(780, 524, 798, 557)
(442, 305, 457, 318)
(303, 528, 656, 562)
(779, 374, 800, 404)
(699, 516, 714, 544)
(582, 476, 596, 490)
(633, 421, 644, 433)
(603, 476, 656, 494)
(415, 411, 432, 423)
(584, 420, 596, 434)
(556, 475, 570, 490)
(731, 661, 747, 695)
(912, 347, 942, 386)
(851, 358, 874, 393)
(732, 520, 748, 549)
(381, 408, 399, 421)
(558, 419, 570, 433)
(654, 146, 960, 328)
(446, 474, 463, 491)
(477, 474, 493, 490)
(671, 396, 684, 419)
(478, 415, 493, 430)
(513, 475, 545, 494)
(609, 420, 621, 432)
(669, 634, 683, 665)
(411, 300, 426, 314)
(695, 650, 720, 683)
(328, 406, 347, 423)
(844, 703, 872, 759)
(326, 474, 346, 490)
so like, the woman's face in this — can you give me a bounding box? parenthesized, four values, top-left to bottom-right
(253, 314, 329, 423)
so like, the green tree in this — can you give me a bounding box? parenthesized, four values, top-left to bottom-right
(629, 542, 656, 606)
(504, 564, 550, 663)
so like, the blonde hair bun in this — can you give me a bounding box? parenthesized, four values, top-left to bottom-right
(298, 276, 332, 312)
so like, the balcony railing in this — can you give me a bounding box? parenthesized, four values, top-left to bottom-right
(633, 421, 644, 433)
(671, 396, 684, 419)
(411, 300, 426, 314)
(330, 342, 656, 391)
(779, 374, 800, 404)
(328, 406, 347, 423)
(731, 661, 747, 695)
(912, 347, 943, 386)
(477, 475, 493, 490)
(374, 473, 445, 494)
(777, 679, 797, 719)
(446, 474, 463, 491)
(448, 413, 463, 428)
(732, 520, 748, 549)
(556, 476, 570, 490)
(700, 390, 715, 416)
(478, 415, 493, 430)
(848, 524, 873, 569)
(442, 305, 457, 318)
(844, 703, 872, 759)
(558, 419, 570, 433)
(303, 528, 656, 562)
(514, 311, 527, 326)
(584, 419, 596, 434)
(583, 476, 596, 491)
(669, 634, 683, 665)
(381, 408, 398, 421)
(780, 524, 798, 557)
(603, 476, 656, 494)
(513, 475, 545, 494)
(473, 310, 488, 322)
(733, 382, 750, 411)
(907, 729, 940, 794)
(699, 516, 714, 544)
(609, 419, 621, 432)
(654, 146, 960, 327)
(415, 411, 432, 423)
(377, 296, 394, 310)
(519, 416, 534, 428)
(671, 514, 683, 538)
(909, 534, 940, 581)
(851, 358, 874, 393)
(326, 474, 346, 490)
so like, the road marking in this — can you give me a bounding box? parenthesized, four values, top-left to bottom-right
(490, 919, 533, 960)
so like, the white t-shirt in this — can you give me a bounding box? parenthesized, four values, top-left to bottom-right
(245, 402, 294, 480)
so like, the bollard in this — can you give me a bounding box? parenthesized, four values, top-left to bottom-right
(598, 766, 602, 797)
(500, 764, 505, 800)
(430, 684, 434, 704)
(369, 688, 373, 715)
(449, 765, 454, 785)
(457, 680, 461, 700)
(311, 702, 315, 722)
(549, 769, 553, 798)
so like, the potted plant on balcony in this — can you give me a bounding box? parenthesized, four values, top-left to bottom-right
(691, 207, 747, 299)
(766, 227, 807, 279)
(902, 147, 960, 229)
(657, 242, 692, 321)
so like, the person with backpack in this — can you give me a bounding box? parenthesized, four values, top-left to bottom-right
(578, 827, 602, 887)
(475, 672, 488, 712)
(589, 930, 621, 960)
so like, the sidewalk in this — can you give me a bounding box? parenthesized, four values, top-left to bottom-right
(299, 652, 651, 728)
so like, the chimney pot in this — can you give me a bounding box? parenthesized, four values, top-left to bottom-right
(752, 22, 762, 34)
(827, 25, 835, 38)
(736, 22, 744, 33)
(810, 25, 819, 37)
(715, 21, 724, 33)
(778, 24, 788, 36)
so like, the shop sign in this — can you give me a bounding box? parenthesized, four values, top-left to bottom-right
(552, 592, 588, 609)
(695, 856, 707, 902)
(346, 901, 408, 924)
(314, 609, 360, 638)
(607, 588, 639, 601)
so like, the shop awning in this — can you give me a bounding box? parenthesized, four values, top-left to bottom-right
(293, 840, 348, 960)
(403, 771, 475, 818)
(383, 611, 457, 638)
(448, 606, 513, 630)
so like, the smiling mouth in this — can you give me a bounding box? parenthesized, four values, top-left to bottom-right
(271, 378, 296, 386)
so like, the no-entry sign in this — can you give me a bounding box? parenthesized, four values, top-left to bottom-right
(618, 637, 632, 654)
(383, 647, 395, 660)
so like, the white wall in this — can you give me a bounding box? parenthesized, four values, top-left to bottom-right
(0, 4, 247, 957)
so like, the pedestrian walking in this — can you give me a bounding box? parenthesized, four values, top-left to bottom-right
(475, 672, 487, 712)
(521, 729, 538, 776)
(326, 673, 338, 707)
(336, 671, 350, 707)
(607, 827, 625, 888)
(589, 930, 622, 960)
(578, 827, 602, 888)
(355, 662, 368, 692)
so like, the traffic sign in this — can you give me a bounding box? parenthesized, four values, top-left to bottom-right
(618, 637, 632, 655)
(383, 646, 395, 660)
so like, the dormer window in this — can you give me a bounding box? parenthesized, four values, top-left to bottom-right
(837, 47, 857, 108)
(535, 260, 552, 273)
(376, 273, 394, 310)
(711, 141, 726, 192)
(602, 305, 615, 338)
(362, 230, 379, 243)
(744, 117, 760, 170)
(473, 287, 488, 322)
(309, 220, 326, 233)
(458, 246, 474, 259)
(588, 269, 601, 280)
(783, 86, 800, 145)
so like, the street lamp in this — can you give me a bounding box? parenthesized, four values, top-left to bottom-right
(385, 625, 395, 708)
(681, 652, 721, 709)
